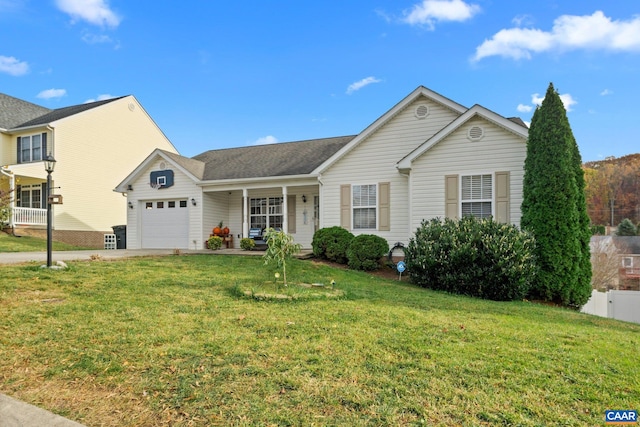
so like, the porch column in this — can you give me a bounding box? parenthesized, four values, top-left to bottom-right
(0, 168, 15, 228)
(242, 188, 248, 238)
(282, 186, 288, 233)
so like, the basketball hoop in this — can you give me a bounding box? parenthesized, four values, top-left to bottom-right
(149, 182, 162, 190)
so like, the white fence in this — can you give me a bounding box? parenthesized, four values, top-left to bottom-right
(13, 207, 47, 225)
(581, 290, 640, 324)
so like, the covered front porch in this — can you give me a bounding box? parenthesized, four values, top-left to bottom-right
(200, 181, 320, 249)
(1, 165, 51, 229)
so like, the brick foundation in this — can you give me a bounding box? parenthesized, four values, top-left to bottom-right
(8, 227, 110, 249)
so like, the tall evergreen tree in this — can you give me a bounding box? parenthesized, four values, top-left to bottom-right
(570, 132, 593, 305)
(521, 83, 591, 307)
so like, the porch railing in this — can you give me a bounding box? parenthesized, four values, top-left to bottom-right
(13, 207, 47, 226)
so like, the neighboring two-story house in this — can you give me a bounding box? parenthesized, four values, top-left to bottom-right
(116, 86, 529, 250)
(0, 93, 178, 247)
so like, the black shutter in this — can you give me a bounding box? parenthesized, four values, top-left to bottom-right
(16, 137, 21, 163)
(42, 133, 47, 159)
(16, 185, 21, 207)
(41, 183, 48, 208)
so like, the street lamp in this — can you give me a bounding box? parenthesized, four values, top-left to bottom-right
(44, 155, 56, 267)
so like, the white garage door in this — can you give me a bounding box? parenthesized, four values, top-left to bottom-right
(141, 200, 189, 249)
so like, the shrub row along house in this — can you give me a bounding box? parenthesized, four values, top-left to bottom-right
(0, 93, 178, 247)
(115, 86, 528, 250)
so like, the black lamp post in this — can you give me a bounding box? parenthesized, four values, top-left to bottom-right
(44, 155, 56, 267)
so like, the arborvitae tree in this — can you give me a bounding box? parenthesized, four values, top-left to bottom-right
(521, 83, 590, 307)
(617, 218, 638, 236)
(569, 133, 593, 305)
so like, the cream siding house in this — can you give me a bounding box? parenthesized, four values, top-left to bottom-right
(0, 94, 178, 247)
(116, 86, 528, 250)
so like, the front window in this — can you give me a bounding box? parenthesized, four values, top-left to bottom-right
(461, 174, 492, 218)
(18, 185, 42, 209)
(250, 197, 283, 230)
(18, 134, 44, 163)
(353, 184, 376, 229)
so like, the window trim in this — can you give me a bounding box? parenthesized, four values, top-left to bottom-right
(460, 172, 494, 219)
(17, 133, 47, 164)
(18, 184, 43, 209)
(249, 196, 283, 230)
(352, 183, 378, 230)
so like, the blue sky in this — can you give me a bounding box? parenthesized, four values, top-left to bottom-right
(2, 0, 639, 162)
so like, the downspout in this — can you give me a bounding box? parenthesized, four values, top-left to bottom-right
(0, 166, 15, 231)
(397, 168, 411, 243)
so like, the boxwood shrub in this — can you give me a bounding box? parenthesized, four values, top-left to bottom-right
(311, 226, 354, 264)
(405, 216, 537, 301)
(347, 234, 389, 271)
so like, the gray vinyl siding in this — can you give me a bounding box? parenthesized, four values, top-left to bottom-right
(321, 96, 460, 246)
(410, 116, 526, 231)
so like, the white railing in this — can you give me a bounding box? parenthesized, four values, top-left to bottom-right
(13, 207, 47, 226)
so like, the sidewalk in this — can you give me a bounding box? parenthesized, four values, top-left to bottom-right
(0, 393, 85, 427)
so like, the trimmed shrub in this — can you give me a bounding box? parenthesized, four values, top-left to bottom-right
(207, 235, 223, 250)
(240, 238, 256, 250)
(311, 226, 354, 264)
(405, 216, 537, 301)
(347, 234, 389, 271)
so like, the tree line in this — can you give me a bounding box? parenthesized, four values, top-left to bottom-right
(584, 154, 640, 228)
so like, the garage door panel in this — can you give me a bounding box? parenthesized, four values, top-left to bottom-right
(142, 201, 188, 249)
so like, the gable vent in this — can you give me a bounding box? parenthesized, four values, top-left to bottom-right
(414, 104, 429, 119)
(467, 126, 484, 141)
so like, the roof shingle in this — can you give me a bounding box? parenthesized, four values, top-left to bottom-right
(0, 93, 51, 129)
(192, 135, 356, 180)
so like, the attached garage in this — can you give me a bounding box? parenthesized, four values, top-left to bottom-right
(141, 200, 189, 249)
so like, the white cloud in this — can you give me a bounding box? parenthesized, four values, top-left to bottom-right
(55, 0, 121, 28)
(517, 104, 533, 113)
(84, 94, 115, 103)
(0, 55, 28, 76)
(473, 11, 640, 61)
(512, 14, 534, 27)
(37, 88, 67, 99)
(346, 77, 382, 95)
(253, 135, 279, 145)
(531, 92, 577, 112)
(402, 0, 480, 28)
(600, 89, 613, 96)
(81, 32, 112, 44)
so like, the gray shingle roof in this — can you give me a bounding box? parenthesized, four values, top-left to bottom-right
(15, 96, 126, 128)
(160, 150, 206, 180)
(0, 93, 51, 129)
(191, 135, 356, 180)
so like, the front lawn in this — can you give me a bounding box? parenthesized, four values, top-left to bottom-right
(0, 255, 638, 426)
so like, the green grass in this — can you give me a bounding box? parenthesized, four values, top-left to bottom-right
(0, 231, 93, 252)
(1, 255, 638, 426)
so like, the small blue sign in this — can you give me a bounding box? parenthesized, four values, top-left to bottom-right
(397, 261, 406, 273)
(605, 410, 637, 424)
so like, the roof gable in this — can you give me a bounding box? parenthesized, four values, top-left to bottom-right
(14, 96, 126, 129)
(115, 149, 204, 192)
(0, 93, 51, 130)
(397, 104, 528, 170)
(314, 86, 468, 174)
